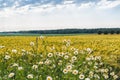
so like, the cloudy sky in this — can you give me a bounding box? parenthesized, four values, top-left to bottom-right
(0, 0, 120, 31)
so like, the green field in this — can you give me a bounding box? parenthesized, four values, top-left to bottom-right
(0, 33, 90, 36)
(0, 34, 120, 80)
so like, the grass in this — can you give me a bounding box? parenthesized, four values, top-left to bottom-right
(0, 34, 120, 80)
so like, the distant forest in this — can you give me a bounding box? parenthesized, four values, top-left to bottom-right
(2, 28, 120, 34)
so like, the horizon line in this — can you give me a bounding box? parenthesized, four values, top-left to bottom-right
(1, 27, 120, 33)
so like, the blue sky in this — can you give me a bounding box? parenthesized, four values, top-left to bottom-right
(0, 0, 120, 31)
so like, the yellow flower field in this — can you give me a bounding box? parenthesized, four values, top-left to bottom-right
(0, 34, 120, 80)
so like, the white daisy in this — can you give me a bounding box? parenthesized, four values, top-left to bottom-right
(8, 73, 15, 78)
(79, 74, 85, 79)
(46, 76, 52, 80)
(27, 74, 33, 79)
(72, 70, 78, 75)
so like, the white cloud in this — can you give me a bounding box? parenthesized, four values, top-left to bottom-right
(3, 3, 7, 6)
(63, 0, 74, 5)
(97, 0, 120, 9)
(0, 0, 120, 31)
(0, 5, 31, 17)
(15, 5, 31, 14)
(12, 1, 20, 8)
(1, 0, 120, 18)
(79, 2, 95, 9)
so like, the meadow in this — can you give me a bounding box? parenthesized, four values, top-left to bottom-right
(0, 34, 120, 80)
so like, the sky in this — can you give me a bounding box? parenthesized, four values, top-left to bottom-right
(0, 0, 120, 31)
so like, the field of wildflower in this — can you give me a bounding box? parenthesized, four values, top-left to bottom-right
(0, 34, 120, 80)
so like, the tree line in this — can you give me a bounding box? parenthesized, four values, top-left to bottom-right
(2, 28, 120, 34)
(98, 30, 120, 34)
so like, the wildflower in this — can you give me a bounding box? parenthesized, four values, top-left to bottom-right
(74, 50, 78, 55)
(80, 50, 85, 54)
(103, 74, 109, 79)
(58, 60, 62, 65)
(89, 71, 94, 75)
(27, 74, 33, 79)
(59, 60, 62, 63)
(63, 39, 67, 43)
(45, 60, 51, 65)
(46, 76, 52, 80)
(30, 42, 34, 46)
(71, 56, 77, 61)
(63, 69, 68, 74)
(58, 52, 64, 57)
(32, 65, 38, 70)
(64, 55, 69, 59)
(72, 70, 78, 75)
(65, 52, 69, 55)
(86, 48, 92, 53)
(12, 63, 19, 67)
(104, 68, 109, 73)
(79, 74, 85, 79)
(67, 39, 71, 43)
(95, 56, 101, 60)
(4, 55, 11, 60)
(85, 78, 90, 80)
(66, 65, 72, 70)
(50, 46, 55, 50)
(39, 36, 44, 39)
(12, 49, 17, 53)
(88, 62, 92, 65)
(38, 61, 44, 65)
(113, 75, 118, 79)
(90, 55, 94, 60)
(110, 72, 115, 76)
(8, 73, 15, 78)
(52, 64, 56, 68)
(18, 66, 23, 70)
(0, 45, 5, 48)
(58, 62, 62, 65)
(99, 62, 103, 65)
(100, 69, 105, 73)
(71, 47, 75, 51)
(86, 57, 91, 61)
(94, 62, 98, 65)
(70, 59, 75, 63)
(94, 74, 100, 79)
(40, 54, 43, 57)
(48, 53, 53, 58)
(66, 43, 70, 47)
(89, 71, 94, 78)
(21, 49, 26, 52)
(109, 67, 113, 71)
(93, 66, 98, 69)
